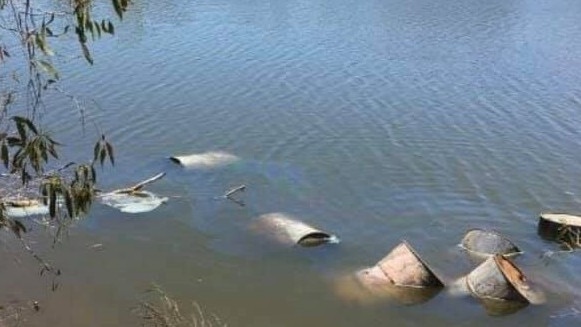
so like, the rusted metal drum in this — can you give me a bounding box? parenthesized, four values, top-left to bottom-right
(169, 151, 239, 168)
(377, 241, 444, 288)
(250, 213, 339, 247)
(538, 213, 581, 243)
(465, 255, 545, 315)
(336, 241, 443, 305)
(460, 229, 521, 258)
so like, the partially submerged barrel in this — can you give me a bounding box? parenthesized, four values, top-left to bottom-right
(347, 241, 444, 305)
(466, 255, 545, 315)
(460, 229, 521, 258)
(169, 151, 239, 169)
(538, 213, 581, 244)
(377, 241, 444, 288)
(251, 213, 339, 247)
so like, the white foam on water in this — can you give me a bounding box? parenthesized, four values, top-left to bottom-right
(99, 191, 168, 214)
(4, 203, 49, 217)
(170, 151, 240, 169)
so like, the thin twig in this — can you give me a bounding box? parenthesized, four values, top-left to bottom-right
(108, 172, 166, 195)
(223, 184, 245, 198)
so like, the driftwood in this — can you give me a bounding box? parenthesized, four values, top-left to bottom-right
(222, 184, 246, 206)
(223, 184, 246, 198)
(1, 172, 168, 217)
(98, 172, 168, 214)
(108, 172, 166, 195)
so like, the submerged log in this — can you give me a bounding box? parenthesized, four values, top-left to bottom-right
(250, 213, 339, 247)
(461, 229, 521, 258)
(465, 255, 545, 315)
(169, 151, 239, 168)
(538, 213, 581, 242)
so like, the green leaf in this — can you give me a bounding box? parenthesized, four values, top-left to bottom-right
(93, 141, 100, 163)
(1, 141, 8, 168)
(15, 121, 26, 141)
(64, 188, 74, 218)
(35, 33, 54, 56)
(48, 144, 59, 159)
(80, 43, 94, 65)
(112, 0, 124, 19)
(75, 26, 87, 44)
(12, 116, 39, 135)
(35, 60, 60, 80)
(94, 21, 102, 38)
(108, 21, 115, 35)
(49, 188, 57, 218)
(105, 142, 115, 165)
(6, 136, 21, 147)
(87, 20, 95, 40)
(99, 148, 106, 166)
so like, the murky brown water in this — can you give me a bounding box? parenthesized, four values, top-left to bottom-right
(3, 0, 581, 325)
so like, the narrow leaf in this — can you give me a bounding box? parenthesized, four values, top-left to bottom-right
(1, 141, 8, 168)
(64, 189, 74, 218)
(49, 188, 57, 218)
(15, 121, 26, 142)
(93, 141, 101, 162)
(112, 0, 124, 19)
(80, 43, 93, 65)
(99, 148, 106, 165)
(105, 142, 115, 165)
(34, 60, 60, 80)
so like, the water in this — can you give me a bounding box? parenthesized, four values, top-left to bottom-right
(2, 0, 581, 325)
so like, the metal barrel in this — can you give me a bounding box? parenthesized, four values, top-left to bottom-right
(537, 213, 581, 243)
(251, 213, 338, 247)
(377, 241, 444, 288)
(339, 241, 443, 305)
(465, 255, 545, 315)
(169, 151, 239, 168)
(460, 229, 521, 258)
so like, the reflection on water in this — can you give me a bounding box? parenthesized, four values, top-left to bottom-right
(3, 0, 581, 325)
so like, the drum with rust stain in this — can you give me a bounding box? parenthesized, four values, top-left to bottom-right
(341, 241, 444, 305)
(465, 254, 545, 315)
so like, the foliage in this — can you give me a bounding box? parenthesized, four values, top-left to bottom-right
(0, 0, 127, 255)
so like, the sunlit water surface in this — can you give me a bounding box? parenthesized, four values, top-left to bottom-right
(3, 0, 581, 325)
